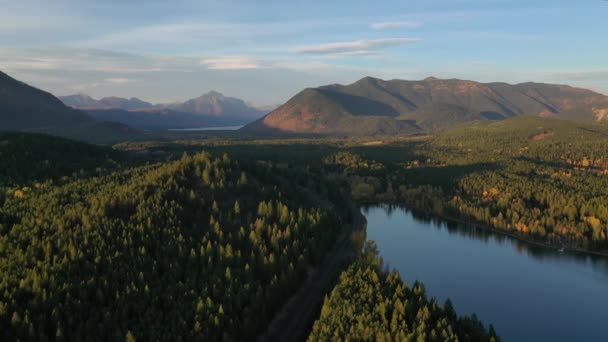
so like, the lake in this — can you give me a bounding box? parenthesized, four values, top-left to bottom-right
(363, 205, 608, 342)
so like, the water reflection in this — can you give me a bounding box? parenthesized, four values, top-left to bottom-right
(363, 205, 608, 341)
(362, 204, 608, 276)
(362, 205, 608, 342)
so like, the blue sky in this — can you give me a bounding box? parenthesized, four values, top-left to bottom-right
(1, 0, 607, 105)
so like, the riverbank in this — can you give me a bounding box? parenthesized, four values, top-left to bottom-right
(363, 205, 608, 342)
(384, 203, 608, 259)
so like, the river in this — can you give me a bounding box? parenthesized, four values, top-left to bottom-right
(363, 205, 608, 342)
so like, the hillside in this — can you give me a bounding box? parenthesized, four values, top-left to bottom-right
(0, 149, 349, 341)
(243, 77, 608, 135)
(0, 71, 95, 131)
(243, 88, 421, 136)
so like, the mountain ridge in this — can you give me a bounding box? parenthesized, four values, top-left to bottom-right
(0, 71, 95, 131)
(0, 70, 146, 143)
(60, 91, 264, 118)
(243, 76, 608, 135)
(59, 91, 266, 129)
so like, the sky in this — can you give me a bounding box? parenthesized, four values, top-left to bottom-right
(1, 0, 607, 106)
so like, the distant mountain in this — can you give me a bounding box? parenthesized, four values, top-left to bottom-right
(59, 94, 154, 110)
(57, 93, 100, 109)
(164, 91, 263, 119)
(243, 77, 608, 135)
(60, 91, 265, 130)
(0, 71, 145, 143)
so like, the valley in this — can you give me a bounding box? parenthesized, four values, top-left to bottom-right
(3, 1, 608, 340)
(2, 111, 608, 340)
(1, 68, 608, 341)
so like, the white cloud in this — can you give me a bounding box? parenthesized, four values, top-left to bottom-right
(105, 77, 134, 84)
(75, 20, 335, 51)
(200, 56, 272, 70)
(0, 47, 356, 78)
(0, 48, 202, 73)
(291, 38, 419, 55)
(370, 21, 421, 30)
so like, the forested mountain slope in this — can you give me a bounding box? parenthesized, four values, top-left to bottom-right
(0, 149, 348, 341)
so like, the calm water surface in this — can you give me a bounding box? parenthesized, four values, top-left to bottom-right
(363, 205, 608, 342)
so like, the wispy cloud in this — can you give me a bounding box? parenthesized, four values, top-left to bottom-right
(0, 47, 352, 77)
(105, 77, 134, 84)
(291, 38, 419, 55)
(200, 56, 272, 70)
(75, 20, 347, 51)
(0, 48, 201, 73)
(370, 21, 422, 30)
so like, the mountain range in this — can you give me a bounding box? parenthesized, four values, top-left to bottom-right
(243, 76, 608, 135)
(59, 91, 266, 130)
(59, 94, 154, 111)
(3, 69, 608, 143)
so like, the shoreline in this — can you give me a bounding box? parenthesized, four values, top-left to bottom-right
(437, 211, 608, 258)
(364, 202, 608, 259)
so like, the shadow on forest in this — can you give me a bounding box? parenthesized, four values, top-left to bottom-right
(402, 162, 501, 191)
(577, 126, 608, 138)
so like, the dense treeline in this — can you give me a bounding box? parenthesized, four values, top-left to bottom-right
(3, 116, 601, 340)
(123, 117, 608, 250)
(0, 151, 349, 341)
(0, 132, 133, 188)
(308, 118, 608, 251)
(308, 242, 499, 342)
(398, 118, 608, 250)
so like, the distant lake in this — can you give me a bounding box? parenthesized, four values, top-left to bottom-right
(168, 125, 243, 131)
(363, 205, 608, 342)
